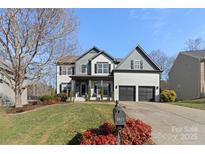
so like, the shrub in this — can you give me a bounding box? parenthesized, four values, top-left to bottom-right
(57, 93, 67, 102)
(99, 87, 104, 100)
(49, 97, 61, 104)
(121, 119, 152, 145)
(80, 119, 152, 145)
(87, 86, 91, 101)
(39, 95, 53, 102)
(80, 122, 116, 145)
(160, 90, 176, 102)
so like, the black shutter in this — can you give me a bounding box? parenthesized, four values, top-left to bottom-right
(72, 67, 74, 75)
(59, 66, 62, 75)
(60, 84, 62, 93)
(95, 64, 97, 73)
(140, 60, 143, 69)
(109, 64, 111, 73)
(130, 60, 134, 69)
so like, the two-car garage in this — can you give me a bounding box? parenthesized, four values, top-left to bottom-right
(119, 86, 155, 102)
(114, 72, 160, 102)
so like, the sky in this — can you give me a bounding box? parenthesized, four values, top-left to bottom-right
(75, 8, 205, 58)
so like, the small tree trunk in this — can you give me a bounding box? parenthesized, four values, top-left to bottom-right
(15, 91, 22, 108)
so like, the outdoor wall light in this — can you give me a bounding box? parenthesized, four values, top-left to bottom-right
(156, 86, 159, 90)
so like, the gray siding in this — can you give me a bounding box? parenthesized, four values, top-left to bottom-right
(116, 48, 155, 70)
(168, 53, 200, 100)
(75, 49, 98, 75)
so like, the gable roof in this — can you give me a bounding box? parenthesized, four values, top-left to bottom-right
(89, 50, 115, 62)
(75, 46, 101, 62)
(116, 44, 162, 71)
(181, 50, 205, 60)
(57, 55, 78, 65)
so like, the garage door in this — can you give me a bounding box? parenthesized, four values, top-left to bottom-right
(139, 86, 155, 101)
(119, 86, 135, 101)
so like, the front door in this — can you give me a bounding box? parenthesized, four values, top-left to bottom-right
(81, 84, 86, 96)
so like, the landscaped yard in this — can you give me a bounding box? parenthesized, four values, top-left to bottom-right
(172, 100, 205, 110)
(0, 103, 114, 144)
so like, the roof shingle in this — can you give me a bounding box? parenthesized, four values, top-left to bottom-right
(57, 55, 78, 65)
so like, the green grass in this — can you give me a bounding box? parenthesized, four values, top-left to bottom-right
(172, 100, 205, 110)
(0, 103, 114, 144)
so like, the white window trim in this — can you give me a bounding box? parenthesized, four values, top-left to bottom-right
(81, 64, 87, 74)
(97, 63, 109, 74)
(134, 60, 141, 70)
(62, 66, 67, 75)
(67, 67, 73, 75)
(61, 66, 73, 75)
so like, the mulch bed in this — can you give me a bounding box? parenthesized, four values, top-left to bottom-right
(6, 97, 61, 114)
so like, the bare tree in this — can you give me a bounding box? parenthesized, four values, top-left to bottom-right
(0, 9, 77, 107)
(149, 49, 175, 80)
(185, 37, 204, 51)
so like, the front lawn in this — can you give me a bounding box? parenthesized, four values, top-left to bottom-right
(172, 100, 205, 110)
(0, 103, 114, 144)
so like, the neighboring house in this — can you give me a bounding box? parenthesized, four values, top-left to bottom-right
(168, 51, 205, 100)
(0, 66, 27, 106)
(27, 82, 55, 100)
(56, 45, 162, 102)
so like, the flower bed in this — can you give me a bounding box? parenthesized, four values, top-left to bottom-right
(80, 119, 152, 145)
(6, 96, 61, 114)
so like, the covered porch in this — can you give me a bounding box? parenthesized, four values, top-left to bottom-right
(70, 75, 114, 101)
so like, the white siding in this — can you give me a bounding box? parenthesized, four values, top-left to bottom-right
(0, 82, 27, 105)
(114, 72, 160, 102)
(56, 65, 73, 94)
(91, 54, 114, 75)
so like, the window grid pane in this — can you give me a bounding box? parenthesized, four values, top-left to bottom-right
(97, 63, 109, 73)
(81, 65, 87, 73)
(62, 66, 67, 75)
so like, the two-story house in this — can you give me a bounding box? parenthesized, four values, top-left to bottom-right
(169, 50, 205, 100)
(56, 44, 162, 102)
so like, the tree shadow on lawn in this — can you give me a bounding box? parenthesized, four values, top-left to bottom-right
(67, 132, 82, 145)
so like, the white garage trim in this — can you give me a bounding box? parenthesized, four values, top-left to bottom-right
(114, 72, 160, 102)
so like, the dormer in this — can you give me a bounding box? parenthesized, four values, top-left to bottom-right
(89, 51, 115, 76)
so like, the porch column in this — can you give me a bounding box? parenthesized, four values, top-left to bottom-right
(88, 79, 91, 88)
(101, 80, 103, 100)
(71, 80, 75, 92)
(101, 80, 103, 87)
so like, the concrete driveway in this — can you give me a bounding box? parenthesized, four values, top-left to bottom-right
(120, 101, 205, 145)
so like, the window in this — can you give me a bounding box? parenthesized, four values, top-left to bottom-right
(97, 63, 109, 73)
(60, 83, 71, 93)
(67, 67, 72, 75)
(130, 60, 143, 69)
(81, 64, 87, 73)
(134, 60, 140, 69)
(62, 66, 67, 75)
(103, 86, 108, 96)
(60, 66, 73, 75)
